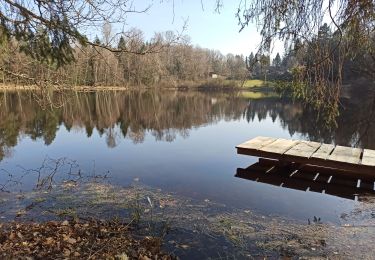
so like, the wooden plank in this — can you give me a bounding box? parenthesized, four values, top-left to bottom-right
(311, 144, 335, 160)
(328, 146, 362, 164)
(260, 138, 299, 154)
(362, 149, 375, 166)
(236, 136, 277, 150)
(285, 141, 321, 158)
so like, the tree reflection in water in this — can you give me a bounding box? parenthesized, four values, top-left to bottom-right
(0, 89, 374, 162)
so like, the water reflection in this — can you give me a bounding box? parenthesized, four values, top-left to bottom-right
(1, 89, 375, 223)
(0, 90, 248, 160)
(236, 159, 375, 201)
(0, 89, 374, 162)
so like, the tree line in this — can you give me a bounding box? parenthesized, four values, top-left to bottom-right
(1, 1, 373, 88)
(0, 27, 249, 87)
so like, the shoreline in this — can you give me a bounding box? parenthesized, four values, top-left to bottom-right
(0, 79, 274, 92)
(0, 84, 130, 92)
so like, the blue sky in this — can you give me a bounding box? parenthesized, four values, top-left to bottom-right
(121, 0, 283, 57)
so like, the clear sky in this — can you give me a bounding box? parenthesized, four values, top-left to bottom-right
(122, 0, 283, 57)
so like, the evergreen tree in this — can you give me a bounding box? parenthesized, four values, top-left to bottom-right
(273, 53, 282, 68)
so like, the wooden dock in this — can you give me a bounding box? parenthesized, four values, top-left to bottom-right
(236, 136, 375, 177)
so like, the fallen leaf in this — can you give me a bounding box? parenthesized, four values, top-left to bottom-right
(63, 249, 71, 257)
(9, 232, 15, 240)
(67, 238, 77, 244)
(45, 237, 54, 245)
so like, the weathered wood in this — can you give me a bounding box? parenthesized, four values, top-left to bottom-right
(328, 146, 362, 164)
(260, 138, 299, 154)
(285, 141, 321, 158)
(236, 136, 277, 150)
(362, 149, 375, 166)
(237, 136, 375, 177)
(311, 144, 335, 160)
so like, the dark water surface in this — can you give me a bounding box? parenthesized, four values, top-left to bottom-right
(0, 89, 374, 224)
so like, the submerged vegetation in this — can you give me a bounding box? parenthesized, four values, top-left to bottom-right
(1, 167, 375, 259)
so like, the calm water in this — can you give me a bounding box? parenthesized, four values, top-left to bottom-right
(0, 89, 374, 224)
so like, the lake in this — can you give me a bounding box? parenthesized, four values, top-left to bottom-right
(1, 89, 374, 226)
